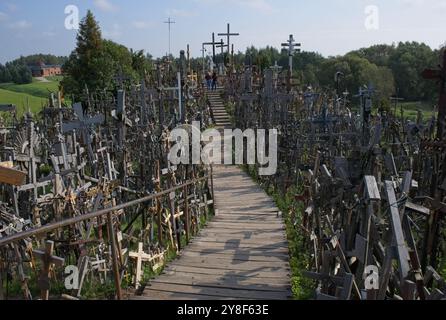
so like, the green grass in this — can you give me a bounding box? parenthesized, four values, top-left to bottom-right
(0, 78, 60, 99)
(0, 88, 47, 115)
(0, 77, 63, 117)
(396, 101, 436, 121)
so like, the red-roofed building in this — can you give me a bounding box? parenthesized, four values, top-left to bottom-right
(28, 61, 62, 77)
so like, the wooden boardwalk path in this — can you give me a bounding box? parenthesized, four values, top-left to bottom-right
(133, 89, 291, 300)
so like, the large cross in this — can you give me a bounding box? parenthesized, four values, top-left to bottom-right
(63, 103, 105, 161)
(422, 50, 446, 140)
(33, 240, 65, 300)
(164, 17, 176, 57)
(218, 23, 239, 55)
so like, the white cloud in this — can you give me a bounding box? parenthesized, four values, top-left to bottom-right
(166, 9, 199, 18)
(8, 20, 31, 29)
(93, 0, 118, 12)
(131, 21, 154, 29)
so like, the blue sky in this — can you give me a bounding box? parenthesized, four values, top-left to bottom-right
(0, 0, 445, 63)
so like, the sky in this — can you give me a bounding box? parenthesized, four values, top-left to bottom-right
(0, 0, 445, 64)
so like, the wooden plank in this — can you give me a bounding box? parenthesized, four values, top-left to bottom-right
(165, 265, 290, 279)
(206, 222, 284, 231)
(187, 240, 289, 253)
(161, 270, 291, 285)
(384, 181, 410, 281)
(180, 250, 289, 263)
(0, 165, 26, 186)
(145, 282, 290, 300)
(171, 256, 290, 271)
(151, 274, 290, 292)
(134, 290, 239, 300)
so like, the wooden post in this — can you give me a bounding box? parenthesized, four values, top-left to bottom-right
(210, 165, 215, 208)
(106, 212, 123, 300)
(184, 185, 190, 243)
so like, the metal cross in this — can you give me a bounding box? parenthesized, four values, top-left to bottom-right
(164, 17, 176, 57)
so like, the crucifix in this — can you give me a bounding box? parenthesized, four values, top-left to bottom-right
(33, 240, 65, 300)
(216, 39, 227, 56)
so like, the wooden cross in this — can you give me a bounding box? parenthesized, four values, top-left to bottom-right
(216, 39, 228, 56)
(33, 240, 65, 300)
(203, 33, 220, 64)
(218, 23, 240, 55)
(129, 242, 152, 289)
(422, 50, 446, 139)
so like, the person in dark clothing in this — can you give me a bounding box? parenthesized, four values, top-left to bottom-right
(212, 72, 218, 91)
(205, 72, 212, 90)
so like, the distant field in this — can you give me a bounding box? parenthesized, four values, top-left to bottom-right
(0, 88, 47, 115)
(398, 101, 436, 121)
(0, 77, 63, 117)
(0, 78, 60, 99)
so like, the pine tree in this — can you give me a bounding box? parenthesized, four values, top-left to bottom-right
(62, 10, 107, 98)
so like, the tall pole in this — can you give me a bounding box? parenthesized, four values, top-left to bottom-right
(164, 17, 176, 58)
(212, 32, 216, 63)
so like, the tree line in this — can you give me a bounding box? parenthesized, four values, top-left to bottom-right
(59, 10, 442, 104)
(228, 42, 441, 103)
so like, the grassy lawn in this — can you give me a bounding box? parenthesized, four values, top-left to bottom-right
(0, 88, 47, 115)
(397, 101, 436, 121)
(0, 78, 60, 99)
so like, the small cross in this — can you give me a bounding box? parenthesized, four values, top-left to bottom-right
(129, 242, 152, 289)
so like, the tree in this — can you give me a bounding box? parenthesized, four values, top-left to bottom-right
(318, 54, 395, 100)
(61, 10, 107, 97)
(388, 42, 437, 101)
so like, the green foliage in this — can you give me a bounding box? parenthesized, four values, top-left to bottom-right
(388, 42, 438, 101)
(61, 11, 151, 99)
(318, 53, 395, 100)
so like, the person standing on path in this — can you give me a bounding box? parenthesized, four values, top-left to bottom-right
(205, 72, 212, 90)
(212, 71, 218, 91)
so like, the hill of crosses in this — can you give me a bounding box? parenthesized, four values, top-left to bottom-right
(0, 3, 445, 302)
